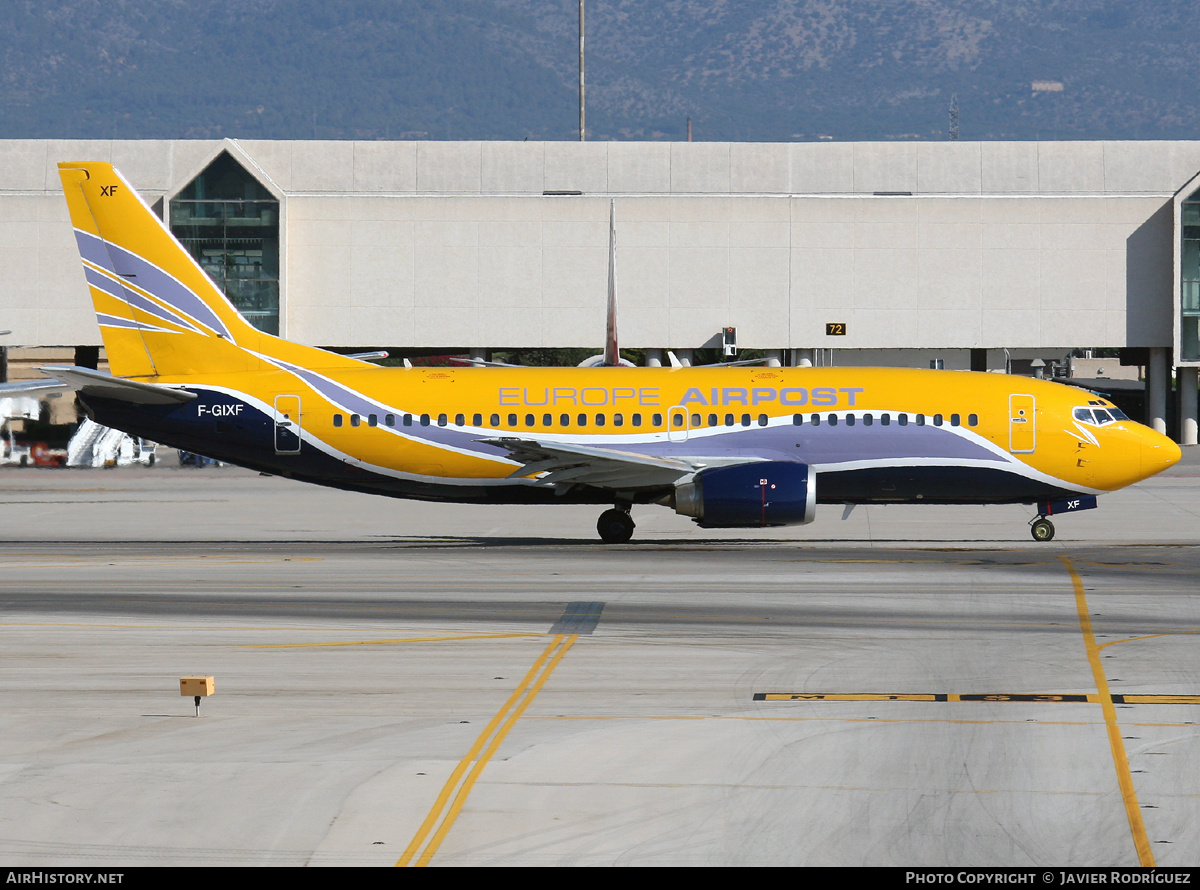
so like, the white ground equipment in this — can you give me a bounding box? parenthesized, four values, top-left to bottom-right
(67, 418, 157, 467)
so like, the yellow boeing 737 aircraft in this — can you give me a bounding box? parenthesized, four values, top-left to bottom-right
(48, 162, 1180, 543)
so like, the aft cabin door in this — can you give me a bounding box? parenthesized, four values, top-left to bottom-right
(274, 395, 302, 454)
(1008, 394, 1036, 453)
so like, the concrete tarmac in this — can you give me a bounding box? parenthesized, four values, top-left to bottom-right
(1, 454, 1199, 866)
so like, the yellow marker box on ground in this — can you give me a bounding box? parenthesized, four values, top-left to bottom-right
(180, 676, 215, 697)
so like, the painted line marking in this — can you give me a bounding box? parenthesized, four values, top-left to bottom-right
(530, 714, 1198, 728)
(1060, 555, 1155, 867)
(753, 693, 1200, 704)
(243, 632, 542, 649)
(397, 633, 577, 867)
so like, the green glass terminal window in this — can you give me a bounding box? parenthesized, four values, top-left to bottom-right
(1182, 189, 1200, 361)
(170, 152, 280, 335)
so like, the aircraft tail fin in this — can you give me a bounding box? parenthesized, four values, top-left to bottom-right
(603, 199, 619, 367)
(58, 162, 362, 380)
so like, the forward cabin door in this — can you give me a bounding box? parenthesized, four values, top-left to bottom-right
(274, 395, 302, 454)
(1008, 394, 1036, 453)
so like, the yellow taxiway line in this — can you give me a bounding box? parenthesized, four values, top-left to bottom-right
(397, 633, 578, 867)
(1060, 556, 1155, 868)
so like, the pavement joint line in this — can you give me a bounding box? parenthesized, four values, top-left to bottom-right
(1061, 555, 1156, 868)
(397, 633, 578, 868)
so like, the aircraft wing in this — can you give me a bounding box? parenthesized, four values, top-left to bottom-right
(39, 365, 197, 405)
(479, 437, 700, 489)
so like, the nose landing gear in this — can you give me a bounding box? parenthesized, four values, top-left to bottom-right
(597, 506, 635, 544)
(1030, 516, 1055, 542)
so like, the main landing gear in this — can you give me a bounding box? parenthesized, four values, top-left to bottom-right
(1030, 516, 1055, 542)
(597, 506, 635, 544)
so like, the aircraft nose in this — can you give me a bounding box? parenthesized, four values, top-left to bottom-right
(1141, 433, 1182, 478)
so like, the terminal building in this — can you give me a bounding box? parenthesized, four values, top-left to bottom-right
(1, 137, 1199, 443)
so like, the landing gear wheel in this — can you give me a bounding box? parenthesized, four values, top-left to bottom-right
(1030, 517, 1055, 542)
(597, 508, 635, 544)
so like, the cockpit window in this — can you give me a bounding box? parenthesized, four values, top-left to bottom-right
(1074, 406, 1127, 426)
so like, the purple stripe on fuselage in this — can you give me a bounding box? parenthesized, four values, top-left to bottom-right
(75, 231, 230, 339)
(84, 266, 201, 332)
(265, 359, 1009, 468)
(271, 361, 522, 455)
(629, 421, 1008, 465)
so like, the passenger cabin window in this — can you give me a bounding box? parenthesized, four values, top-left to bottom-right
(863, 414, 873, 426)
(543, 413, 553, 426)
(507, 413, 517, 426)
(472, 413, 482, 426)
(792, 414, 803, 426)
(898, 414, 908, 427)
(596, 414, 606, 427)
(933, 414, 943, 427)
(845, 414, 856, 426)
(437, 413, 448, 427)
(368, 414, 378, 427)
(490, 413, 500, 426)
(386, 414, 396, 427)
(350, 414, 361, 427)
(333, 414, 343, 427)
(420, 414, 430, 426)
(403, 414, 413, 426)
(632, 414, 642, 427)
(652, 413, 663, 426)
(968, 414, 978, 426)
(614, 414, 624, 427)
(560, 413, 571, 427)
(881, 414, 890, 426)
(950, 414, 959, 427)
(758, 414, 768, 426)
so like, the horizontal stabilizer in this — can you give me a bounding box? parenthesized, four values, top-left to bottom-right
(0, 378, 69, 398)
(40, 365, 197, 405)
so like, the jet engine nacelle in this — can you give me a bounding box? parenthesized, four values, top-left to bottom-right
(673, 461, 816, 528)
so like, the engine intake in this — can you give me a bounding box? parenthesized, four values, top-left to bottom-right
(674, 461, 816, 528)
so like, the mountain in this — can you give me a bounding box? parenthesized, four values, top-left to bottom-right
(2, 0, 1198, 142)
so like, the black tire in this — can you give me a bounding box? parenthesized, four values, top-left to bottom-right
(597, 508, 635, 544)
(1030, 518, 1055, 542)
